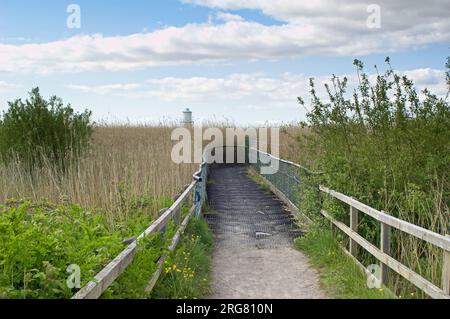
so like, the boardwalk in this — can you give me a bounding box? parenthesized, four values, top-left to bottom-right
(205, 165, 327, 299)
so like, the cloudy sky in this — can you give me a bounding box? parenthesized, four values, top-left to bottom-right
(0, 0, 449, 124)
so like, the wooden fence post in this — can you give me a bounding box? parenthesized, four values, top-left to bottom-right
(173, 208, 181, 225)
(158, 208, 168, 233)
(443, 235, 450, 295)
(380, 219, 391, 286)
(350, 205, 358, 257)
(172, 193, 181, 225)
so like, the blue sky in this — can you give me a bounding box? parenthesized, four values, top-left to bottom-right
(0, 0, 449, 124)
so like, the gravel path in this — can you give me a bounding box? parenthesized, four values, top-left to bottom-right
(205, 165, 327, 299)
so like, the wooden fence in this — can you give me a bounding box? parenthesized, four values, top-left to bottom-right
(320, 186, 450, 299)
(72, 162, 207, 299)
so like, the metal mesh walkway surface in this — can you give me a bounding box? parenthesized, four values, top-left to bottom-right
(205, 164, 327, 299)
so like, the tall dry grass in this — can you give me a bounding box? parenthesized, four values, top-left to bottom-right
(1, 122, 289, 216)
(279, 125, 311, 164)
(0, 125, 197, 223)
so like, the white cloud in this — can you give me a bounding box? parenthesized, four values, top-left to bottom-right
(183, 0, 450, 26)
(66, 83, 143, 95)
(0, 0, 448, 74)
(215, 11, 244, 22)
(66, 68, 448, 108)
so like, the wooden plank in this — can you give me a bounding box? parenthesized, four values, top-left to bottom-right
(342, 247, 371, 276)
(158, 208, 169, 233)
(341, 247, 396, 297)
(320, 186, 450, 251)
(321, 210, 450, 299)
(380, 221, 391, 286)
(139, 182, 196, 239)
(145, 205, 195, 292)
(72, 243, 137, 299)
(350, 205, 358, 257)
(145, 257, 165, 294)
(443, 236, 450, 295)
(72, 181, 197, 299)
(173, 208, 181, 225)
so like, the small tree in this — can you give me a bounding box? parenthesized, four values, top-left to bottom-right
(0, 87, 93, 169)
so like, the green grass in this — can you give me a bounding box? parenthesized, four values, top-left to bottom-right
(0, 197, 175, 299)
(246, 167, 271, 192)
(102, 215, 214, 299)
(0, 200, 151, 299)
(295, 227, 396, 299)
(102, 231, 167, 299)
(151, 217, 213, 299)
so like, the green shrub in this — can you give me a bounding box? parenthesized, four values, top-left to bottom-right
(297, 57, 449, 296)
(0, 87, 93, 169)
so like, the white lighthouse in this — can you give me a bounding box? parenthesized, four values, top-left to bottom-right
(182, 108, 194, 127)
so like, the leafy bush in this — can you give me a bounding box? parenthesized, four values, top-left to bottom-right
(0, 87, 93, 169)
(0, 200, 156, 299)
(297, 58, 449, 296)
(0, 201, 120, 298)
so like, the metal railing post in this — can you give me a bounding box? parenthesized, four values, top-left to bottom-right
(193, 162, 207, 217)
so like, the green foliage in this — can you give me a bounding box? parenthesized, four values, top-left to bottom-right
(295, 227, 395, 299)
(0, 87, 93, 169)
(102, 233, 165, 299)
(0, 201, 120, 298)
(102, 215, 213, 300)
(0, 200, 156, 299)
(446, 57, 450, 89)
(297, 58, 450, 295)
(151, 217, 213, 299)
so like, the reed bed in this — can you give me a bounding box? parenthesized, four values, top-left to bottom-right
(0, 125, 198, 224)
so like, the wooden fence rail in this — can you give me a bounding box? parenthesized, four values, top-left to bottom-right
(72, 163, 207, 299)
(319, 186, 450, 299)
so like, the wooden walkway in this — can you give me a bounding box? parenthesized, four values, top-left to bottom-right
(205, 165, 327, 299)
